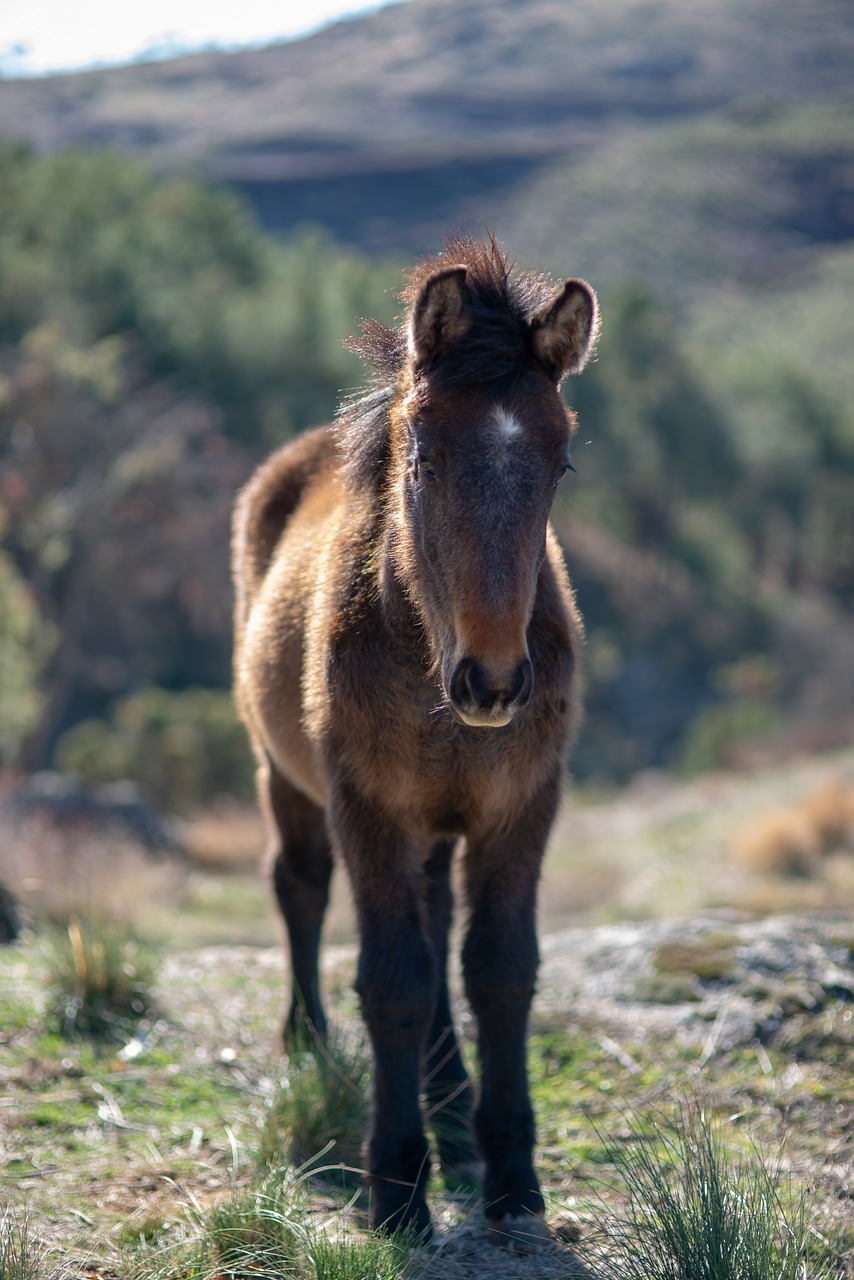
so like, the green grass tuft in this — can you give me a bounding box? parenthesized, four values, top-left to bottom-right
(590, 1100, 831, 1280)
(306, 1227, 414, 1280)
(0, 1209, 43, 1280)
(43, 915, 159, 1038)
(259, 1027, 371, 1185)
(120, 1176, 305, 1280)
(197, 1180, 303, 1278)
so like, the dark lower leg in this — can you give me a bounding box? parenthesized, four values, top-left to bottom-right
(264, 766, 332, 1042)
(356, 905, 436, 1235)
(421, 841, 477, 1185)
(463, 886, 543, 1224)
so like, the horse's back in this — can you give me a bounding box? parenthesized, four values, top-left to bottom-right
(232, 424, 337, 631)
(232, 424, 341, 802)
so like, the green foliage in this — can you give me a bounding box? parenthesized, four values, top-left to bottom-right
(0, 143, 399, 446)
(677, 698, 782, 775)
(0, 550, 50, 765)
(43, 915, 159, 1039)
(55, 687, 255, 813)
(590, 1102, 829, 1280)
(2, 141, 853, 780)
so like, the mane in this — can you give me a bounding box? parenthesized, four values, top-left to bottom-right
(337, 233, 562, 488)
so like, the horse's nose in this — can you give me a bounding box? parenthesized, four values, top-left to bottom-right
(449, 656, 533, 722)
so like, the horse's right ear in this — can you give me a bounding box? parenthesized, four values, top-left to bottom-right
(409, 266, 471, 367)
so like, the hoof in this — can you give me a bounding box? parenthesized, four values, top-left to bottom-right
(488, 1213, 552, 1252)
(372, 1191, 433, 1241)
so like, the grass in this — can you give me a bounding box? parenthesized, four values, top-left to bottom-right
(3, 753, 854, 1276)
(115, 1172, 414, 1280)
(305, 1227, 413, 1280)
(0, 1209, 43, 1280)
(258, 1027, 371, 1184)
(583, 1101, 834, 1280)
(42, 915, 160, 1039)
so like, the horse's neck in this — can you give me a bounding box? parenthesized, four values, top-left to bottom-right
(377, 509, 429, 647)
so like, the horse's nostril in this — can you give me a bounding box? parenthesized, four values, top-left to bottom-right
(450, 657, 482, 708)
(450, 657, 533, 713)
(511, 658, 534, 707)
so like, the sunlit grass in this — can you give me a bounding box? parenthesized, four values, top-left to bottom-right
(43, 914, 159, 1038)
(258, 1027, 371, 1185)
(0, 1209, 44, 1280)
(588, 1101, 831, 1280)
(118, 1174, 414, 1280)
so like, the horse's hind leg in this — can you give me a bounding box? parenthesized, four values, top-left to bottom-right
(261, 762, 332, 1044)
(422, 840, 479, 1189)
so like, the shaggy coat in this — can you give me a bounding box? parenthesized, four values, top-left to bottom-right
(232, 235, 599, 1246)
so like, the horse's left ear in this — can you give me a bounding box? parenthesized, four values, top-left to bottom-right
(530, 279, 600, 382)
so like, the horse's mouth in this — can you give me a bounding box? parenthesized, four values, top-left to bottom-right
(449, 705, 514, 730)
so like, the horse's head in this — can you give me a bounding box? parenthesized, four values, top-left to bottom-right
(394, 250, 599, 728)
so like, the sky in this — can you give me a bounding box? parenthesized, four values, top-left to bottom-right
(0, 0, 405, 76)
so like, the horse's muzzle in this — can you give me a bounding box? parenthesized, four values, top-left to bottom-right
(448, 655, 533, 728)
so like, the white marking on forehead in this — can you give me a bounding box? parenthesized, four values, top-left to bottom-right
(492, 406, 523, 443)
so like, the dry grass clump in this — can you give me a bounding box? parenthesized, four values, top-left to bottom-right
(182, 801, 266, 871)
(1, 813, 184, 927)
(731, 777, 854, 877)
(0, 1208, 44, 1280)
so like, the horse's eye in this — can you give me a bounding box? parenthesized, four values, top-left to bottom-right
(419, 456, 437, 481)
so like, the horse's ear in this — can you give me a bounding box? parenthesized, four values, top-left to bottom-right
(530, 278, 600, 382)
(409, 265, 471, 366)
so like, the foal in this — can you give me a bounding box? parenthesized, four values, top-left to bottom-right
(232, 235, 599, 1246)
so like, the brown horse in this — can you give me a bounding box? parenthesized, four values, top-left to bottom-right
(232, 235, 599, 1247)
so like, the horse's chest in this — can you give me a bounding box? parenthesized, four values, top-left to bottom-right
(349, 713, 536, 838)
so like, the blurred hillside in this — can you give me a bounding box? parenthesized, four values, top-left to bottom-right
(0, 0, 853, 803)
(0, 0, 852, 285)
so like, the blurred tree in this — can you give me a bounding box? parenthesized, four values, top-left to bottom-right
(0, 146, 400, 764)
(0, 545, 51, 764)
(1, 143, 852, 780)
(56, 686, 255, 813)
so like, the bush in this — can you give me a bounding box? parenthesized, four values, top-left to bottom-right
(55, 686, 255, 813)
(0, 549, 51, 765)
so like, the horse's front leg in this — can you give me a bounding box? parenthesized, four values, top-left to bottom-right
(462, 783, 560, 1249)
(422, 839, 478, 1188)
(331, 782, 436, 1236)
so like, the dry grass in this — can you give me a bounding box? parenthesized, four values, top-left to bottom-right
(1, 813, 185, 928)
(731, 776, 854, 877)
(182, 801, 266, 872)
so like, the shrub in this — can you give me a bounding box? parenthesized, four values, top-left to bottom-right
(55, 686, 255, 813)
(0, 550, 51, 766)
